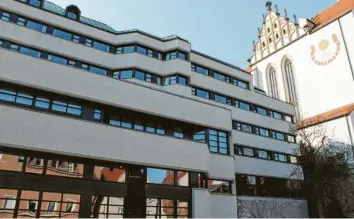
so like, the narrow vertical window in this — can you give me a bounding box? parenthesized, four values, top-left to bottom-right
(283, 58, 300, 120)
(267, 66, 279, 99)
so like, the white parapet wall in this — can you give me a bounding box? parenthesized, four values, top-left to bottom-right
(237, 196, 309, 218)
(192, 188, 237, 218)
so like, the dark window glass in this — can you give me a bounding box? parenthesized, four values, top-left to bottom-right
(67, 11, 77, 20)
(67, 103, 81, 116)
(85, 39, 92, 47)
(17, 17, 26, 26)
(174, 131, 184, 138)
(51, 100, 67, 113)
(109, 117, 121, 127)
(89, 66, 106, 76)
(120, 70, 133, 79)
(258, 150, 271, 159)
(275, 153, 287, 162)
(213, 72, 226, 81)
(121, 119, 132, 129)
(178, 76, 187, 85)
(0, 89, 16, 102)
(256, 107, 267, 116)
(48, 55, 67, 65)
(19, 47, 41, 58)
(29, 0, 41, 7)
(193, 130, 205, 143)
(146, 125, 155, 133)
(35, 97, 50, 109)
(135, 70, 145, 81)
(178, 52, 186, 60)
(15, 93, 33, 106)
(93, 41, 109, 52)
(72, 35, 80, 43)
(244, 148, 254, 157)
(53, 29, 72, 41)
(273, 132, 285, 141)
(94, 109, 102, 121)
(214, 94, 227, 104)
(192, 64, 208, 75)
(1, 12, 10, 21)
(116, 47, 123, 54)
(137, 46, 147, 55)
(0, 40, 3, 47)
(124, 45, 135, 53)
(156, 127, 166, 135)
(166, 52, 177, 60)
(270, 111, 282, 120)
(238, 81, 249, 89)
(134, 122, 144, 131)
(192, 88, 209, 99)
(26, 20, 47, 33)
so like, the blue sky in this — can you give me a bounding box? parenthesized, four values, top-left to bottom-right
(49, 0, 335, 69)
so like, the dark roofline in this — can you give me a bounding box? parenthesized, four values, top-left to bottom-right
(20, 0, 190, 43)
(191, 50, 251, 75)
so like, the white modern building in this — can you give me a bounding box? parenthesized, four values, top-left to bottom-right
(248, 0, 354, 148)
(0, 0, 307, 218)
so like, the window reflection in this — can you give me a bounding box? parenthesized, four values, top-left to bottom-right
(208, 180, 231, 194)
(91, 196, 124, 218)
(147, 168, 173, 185)
(94, 165, 126, 183)
(0, 189, 17, 218)
(46, 160, 84, 178)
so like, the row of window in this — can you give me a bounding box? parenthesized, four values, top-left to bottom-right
(191, 63, 249, 90)
(233, 121, 296, 143)
(192, 87, 293, 123)
(234, 145, 298, 164)
(0, 9, 188, 61)
(0, 38, 188, 87)
(0, 82, 229, 155)
(236, 174, 303, 198)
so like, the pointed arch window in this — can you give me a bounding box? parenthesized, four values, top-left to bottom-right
(266, 66, 279, 99)
(283, 58, 297, 103)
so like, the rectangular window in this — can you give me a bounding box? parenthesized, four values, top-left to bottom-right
(156, 127, 166, 135)
(237, 80, 249, 89)
(85, 39, 93, 47)
(48, 55, 67, 65)
(258, 150, 271, 159)
(51, 100, 67, 113)
(214, 94, 228, 104)
(72, 35, 80, 43)
(10, 44, 19, 51)
(285, 115, 293, 123)
(17, 17, 26, 26)
(94, 109, 102, 121)
(192, 88, 209, 99)
(174, 130, 184, 138)
(178, 76, 187, 85)
(178, 51, 186, 60)
(236, 101, 251, 111)
(1, 12, 10, 21)
(146, 125, 155, 133)
(109, 117, 121, 127)
(147, 168, 174, 185)
(255, 106, 267, 116)
(166, 52, 177, 60)
(213, 72, 226, 81)
(35, 97, 50, 109)
(119, 70, 133, 79)
(288, 135, 295, 143)
(134, 70, 145, 81)
(93, 41, 109, 52)
(28, 200, 38, 213)
(273, 132, 285, 141)
(0, 89, 16, 102)
(15, 93, 33, 106)
(67, 103, 81, 116)
(53, 29, 72, 41)
(257, 128, 269, 137)
(133, 122, 144, 131)
(89, 66, 106, 75)
(270, 111, 282, 120)
(67, 11, 77, 20)
(147, 49, 154, 57)
(47, 202, 56, 212)
(117, 45, 135, 54)
(29, 0, 41, 7)
(191, 64, 208, 75)
(26, 20, 47, 33)
(274, 153, 288, 162)
(121, 119, 132, 129)
(193, 130, 205, 143)
(236, 123, 252, 133)
(243, 148, 254, 157)
(19, 47, 41, 58)
(68, 60, 76, 66)
(3, 196, 16, 209)
(137, 46, 147, 55)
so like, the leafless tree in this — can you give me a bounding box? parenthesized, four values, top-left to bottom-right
(237, 198, 294, 218)
(291, 121, 354, 217)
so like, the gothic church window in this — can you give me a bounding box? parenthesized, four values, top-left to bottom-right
(266, 66, 279, 99)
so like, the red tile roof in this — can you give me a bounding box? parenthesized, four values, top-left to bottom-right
(101, 167, 125, 182)
(297, 102, 354, 129)
(311, 0, 354, 29)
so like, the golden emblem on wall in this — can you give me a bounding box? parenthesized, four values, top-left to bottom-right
(310, 34, 340, 66)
